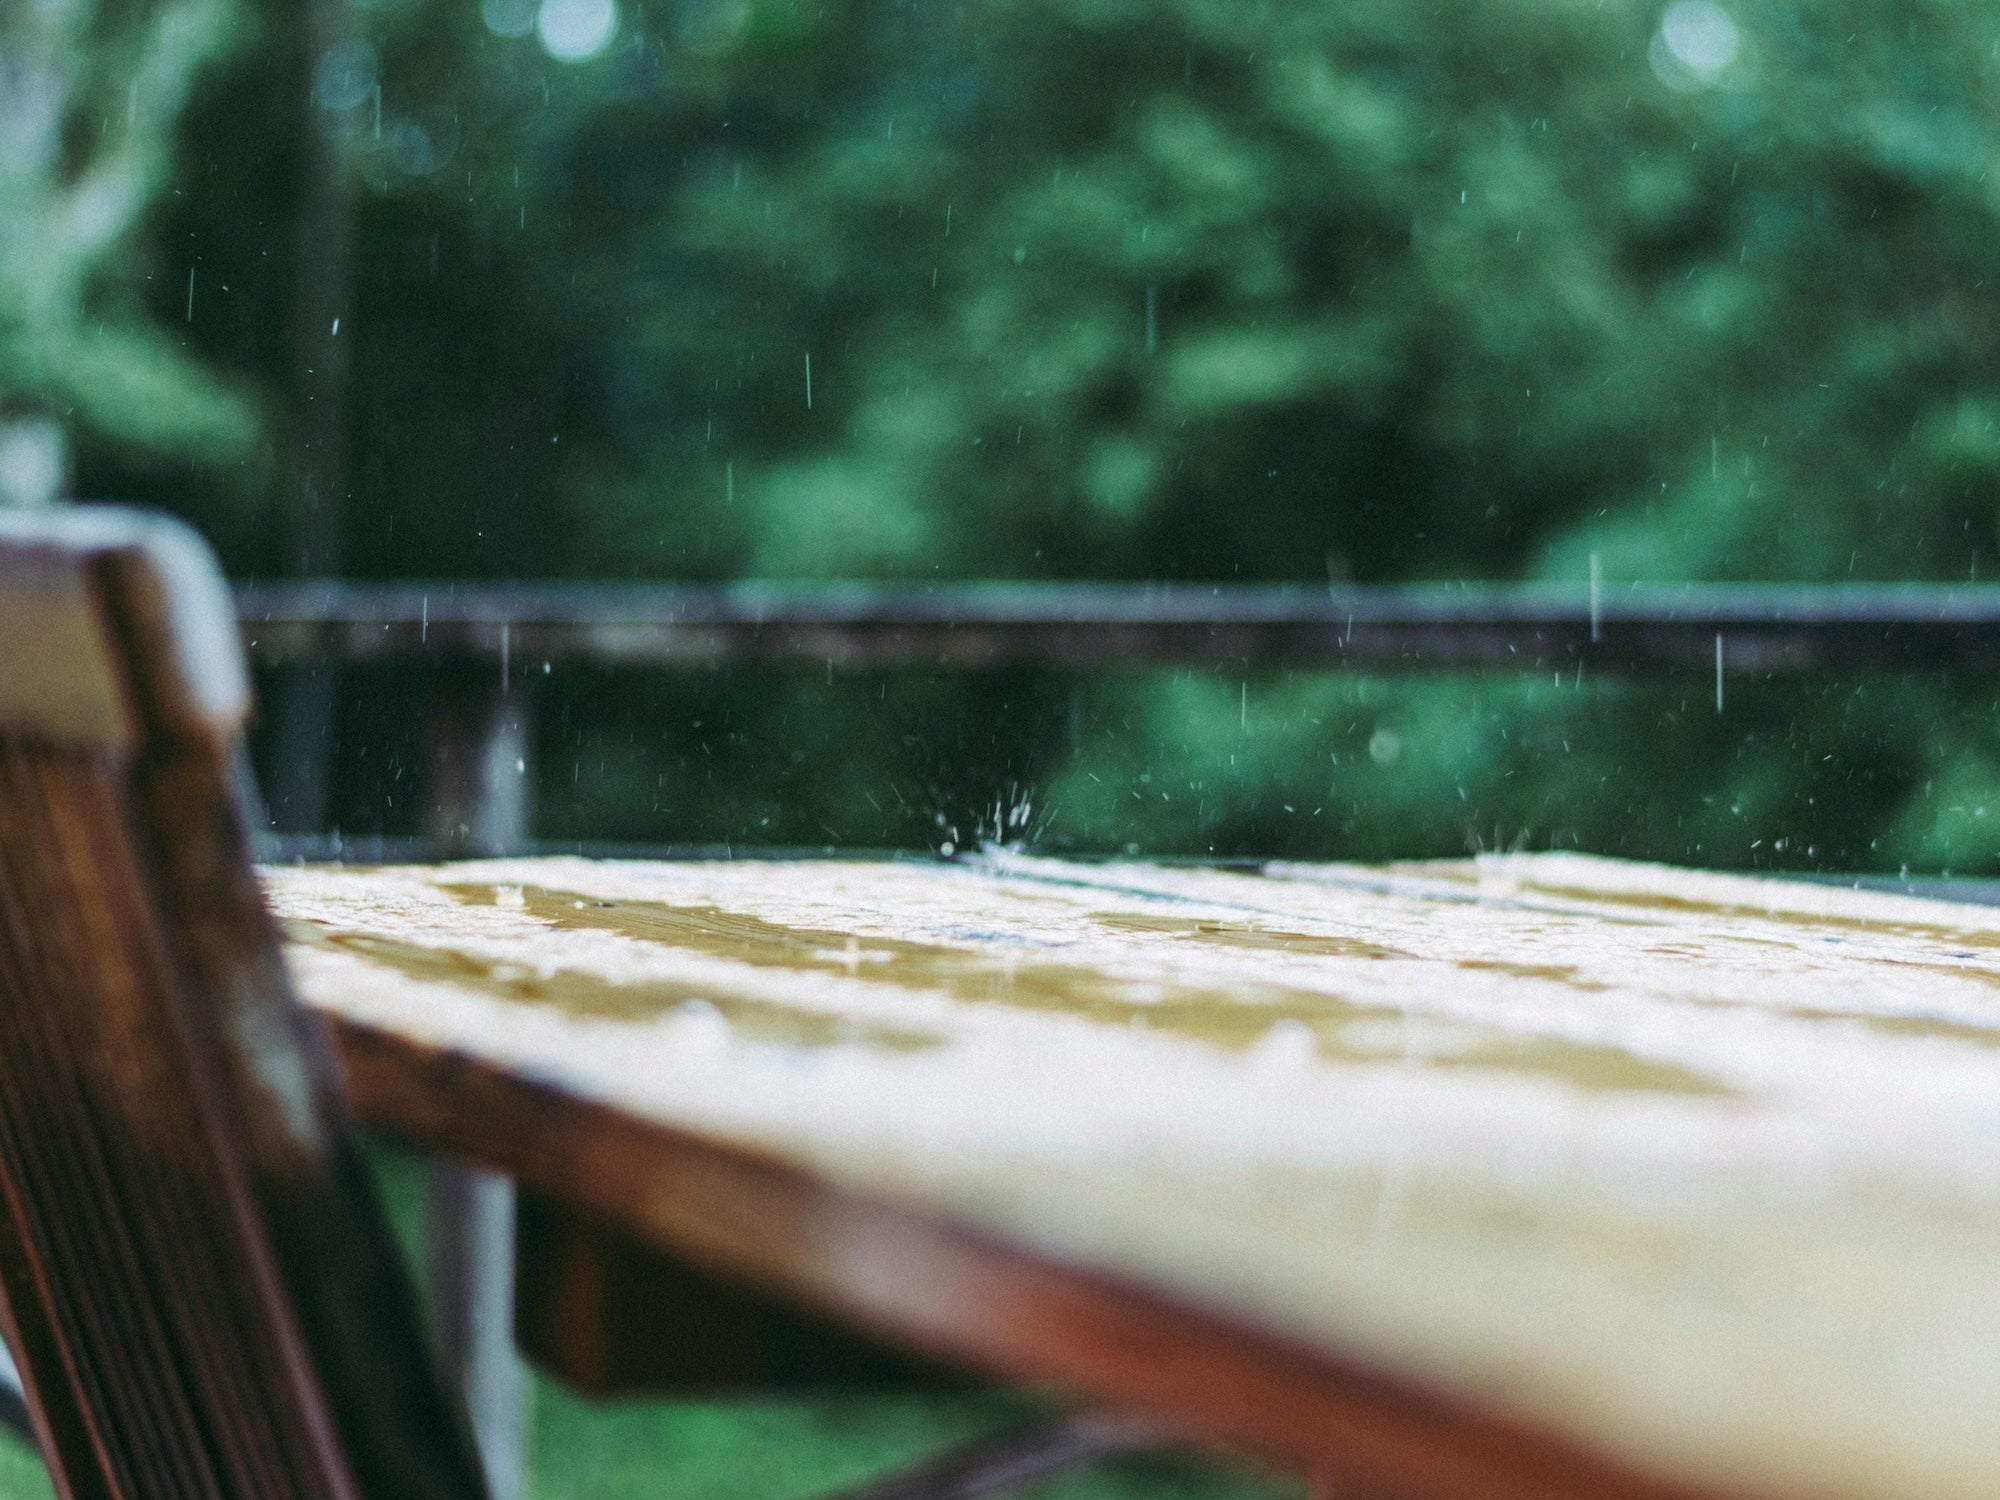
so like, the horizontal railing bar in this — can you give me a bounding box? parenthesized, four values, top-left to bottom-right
(232, 580, 2000, 673)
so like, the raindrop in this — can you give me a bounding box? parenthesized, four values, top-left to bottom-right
(1588, 550, 1602, 642)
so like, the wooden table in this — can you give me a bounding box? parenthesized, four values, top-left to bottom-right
(265, 852, 2000, 1500)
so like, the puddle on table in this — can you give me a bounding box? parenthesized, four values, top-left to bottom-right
(1523, 882, 2000, 954)
(1767, 997, 2000, 1049)
(415, 885, 1733, 1096)
(1870, 954, 2000, 999)
(283, 920, 943, 1052)
(1456, 959, 1608, 989)
(1374, 863, 2000, 959)
(1092, 912, 1413, 962)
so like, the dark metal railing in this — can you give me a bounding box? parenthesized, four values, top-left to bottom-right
(235, 579, 2000, 858)
(236, 579, 2000, 673)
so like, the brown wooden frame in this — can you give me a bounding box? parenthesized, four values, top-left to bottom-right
(0, 508, 487, 1500)
(332, 1016, 1732, 1500)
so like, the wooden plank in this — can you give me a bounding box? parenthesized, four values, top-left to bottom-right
(272, 852, 2000, 1500)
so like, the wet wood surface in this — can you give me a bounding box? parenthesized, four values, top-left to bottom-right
(266, 852, 2000, 1500)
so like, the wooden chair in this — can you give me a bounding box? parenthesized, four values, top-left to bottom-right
(0, 506, 489, 1499)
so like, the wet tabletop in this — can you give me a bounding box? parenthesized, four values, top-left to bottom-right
(266, 852, 2000, 1500)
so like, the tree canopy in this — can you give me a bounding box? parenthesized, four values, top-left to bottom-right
(0, 0, 257, 503)
(25, 0, 2000, 868)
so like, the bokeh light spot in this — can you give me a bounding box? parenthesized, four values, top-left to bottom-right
(311, 40, 377, 111)
(1650, 1, 1740, 90)
(537, 0, 619, 62)
(481, 0, 539, 38)
(388, 121, 448, 175)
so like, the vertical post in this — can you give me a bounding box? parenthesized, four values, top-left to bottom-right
(266, 664, 338, 837)
(0, 1332, 30, 1442)
(427, 1162, 527, 1500)
(425, 661, 531, 857)
(423, 655, 533, 1499)
(0, 417, 65, 509)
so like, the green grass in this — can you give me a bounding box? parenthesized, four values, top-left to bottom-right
(0, 1379, 1293, 1499)
(525, 1388, 1294, 1499)
(0, 1433, 47, 1499)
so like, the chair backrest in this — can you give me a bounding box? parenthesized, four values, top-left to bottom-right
(0, 507, 488, 1500)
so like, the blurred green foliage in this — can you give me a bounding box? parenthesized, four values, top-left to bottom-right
(46, 0, 2000, 868)
(351, 0, 2000, 589)
(0, 0, 258, 492)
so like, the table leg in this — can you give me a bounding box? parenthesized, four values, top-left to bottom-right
(427, 1158, 530, 1500)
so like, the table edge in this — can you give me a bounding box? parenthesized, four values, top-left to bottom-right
(324, 1012, 1736, 1500)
